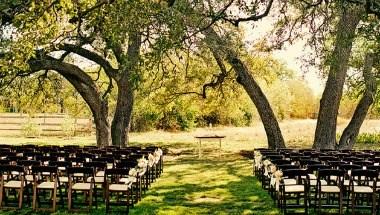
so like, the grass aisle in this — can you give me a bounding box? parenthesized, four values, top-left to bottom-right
(131, 154, 279, 215)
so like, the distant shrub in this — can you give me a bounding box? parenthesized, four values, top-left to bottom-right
(356, 133, 380, 145)
(21, 119, 41, 137)
(131, 111, 160, 132)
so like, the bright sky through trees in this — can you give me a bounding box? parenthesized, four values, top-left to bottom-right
(242, 18, 324, 95)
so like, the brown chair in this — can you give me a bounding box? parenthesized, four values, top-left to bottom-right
(105, 168, 132, 214)
(32, 166, 58, 212)
(316, 169, 345, 214)
(0, 165, 29, 209)
(67, 167, 95, 212)
(350, 169, 377, 214)
(84, 161, 107, 204)
(279, 169, 309, 215)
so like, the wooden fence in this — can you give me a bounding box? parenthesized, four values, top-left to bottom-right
(0, 113, 92, 136)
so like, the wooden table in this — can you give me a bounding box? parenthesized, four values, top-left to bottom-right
(195, 135, 226, 158)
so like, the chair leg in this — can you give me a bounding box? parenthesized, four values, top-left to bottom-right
(52, 187, 57, 212)
(373, 192, 377, 215)
(318, 192, 322, 214)
(352, 192, 355, 215)
(18, 186, 24, 209)
(339, 191, 343, 215)
(89, 188, 93, 211)
(32, 186, 37, 211)
(283, 193, 287, 215)
(0, 185, 3, 209)
(126, 191, 130, 213)
(67, 188, 72, 210)
(304, 190, 308, 215)
(105, 189, 110, 213)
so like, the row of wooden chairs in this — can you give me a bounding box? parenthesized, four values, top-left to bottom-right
(254, 148, 380, 214)
(0, 145, 164, 213)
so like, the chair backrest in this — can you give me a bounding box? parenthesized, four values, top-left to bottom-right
(0, 165, 25, 181)
(116, 161, 137, 169)
(265, 155, 283, 160)
(32, 166, 58, 181)
(17, 160, 41, 167)
(318, 169, 345, 186)
(49, 161, 72, 168)
(105, 168, 131, 184)
(67, 167, 94, 183)
(342, 156, 362, 163)
(339, 163, 361, 170)
(65, 157, 85, 166)
(351, 169, 378, 186)
(307, 164, 330, 173)
(327, 161, 348, 169)
(300, 159, 321, 167)
(84, 161, 107, 173)
(271, 159, 291, 165)
(282, 169, 309, 185)
(319, 156, 338, 162)
(0, 159, 10, 165)
(353, 160, 373, 168)
(277, 164, 300, 170)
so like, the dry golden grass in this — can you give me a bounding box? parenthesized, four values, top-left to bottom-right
(1, 119, 380, 150)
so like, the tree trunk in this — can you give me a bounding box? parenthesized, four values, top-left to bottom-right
(110, 32, 141, 147)
(94, 100, 111, 147)
(312, 5, 364, 150)
(204, 28, 286, 149)
(29, 55, 111, 147)
(228, 56, 286, 149)
(111, 79, 134, 147)
(338, 53, 376, 150)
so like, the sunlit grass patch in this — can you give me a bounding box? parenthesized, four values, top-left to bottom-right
(130, 154, 279, 215)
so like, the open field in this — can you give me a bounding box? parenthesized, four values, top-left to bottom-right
(2, 119, 380, 150)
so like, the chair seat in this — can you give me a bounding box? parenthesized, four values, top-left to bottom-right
(284, 178, 297, 185)
(353, 186, 373, 193)
(310, 179, 327, 186)
(284, 185, 304, 193)
(4, 180, 27, 188)
(25, 174, 34, 182)
(109, 184, 130, 192)
(87, 176, 104, 183)
(321, 185, 340, 193)
(73, 173, 84, 177)
(37, 181, 55, 189)
(302, 174, 317, 180)
(59, 176, 68, 183)
(72, 183, 91, 190)
(96, 171, 104, 177)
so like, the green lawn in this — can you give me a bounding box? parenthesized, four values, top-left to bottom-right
(130, 153, 278, 215)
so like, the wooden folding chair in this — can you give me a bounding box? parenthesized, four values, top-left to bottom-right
(0, 165, 30, 209)
(316, 169, 344, 214)
(32, 166, 58, 212)
(67, 167, 95, 212)
(105, 168, 132, 214)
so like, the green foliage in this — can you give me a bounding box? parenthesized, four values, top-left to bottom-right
(355, 133, 380, 145)
(21, 119, 41, 137)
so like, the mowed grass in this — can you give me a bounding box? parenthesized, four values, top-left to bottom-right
(130, 153, 278, 215)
